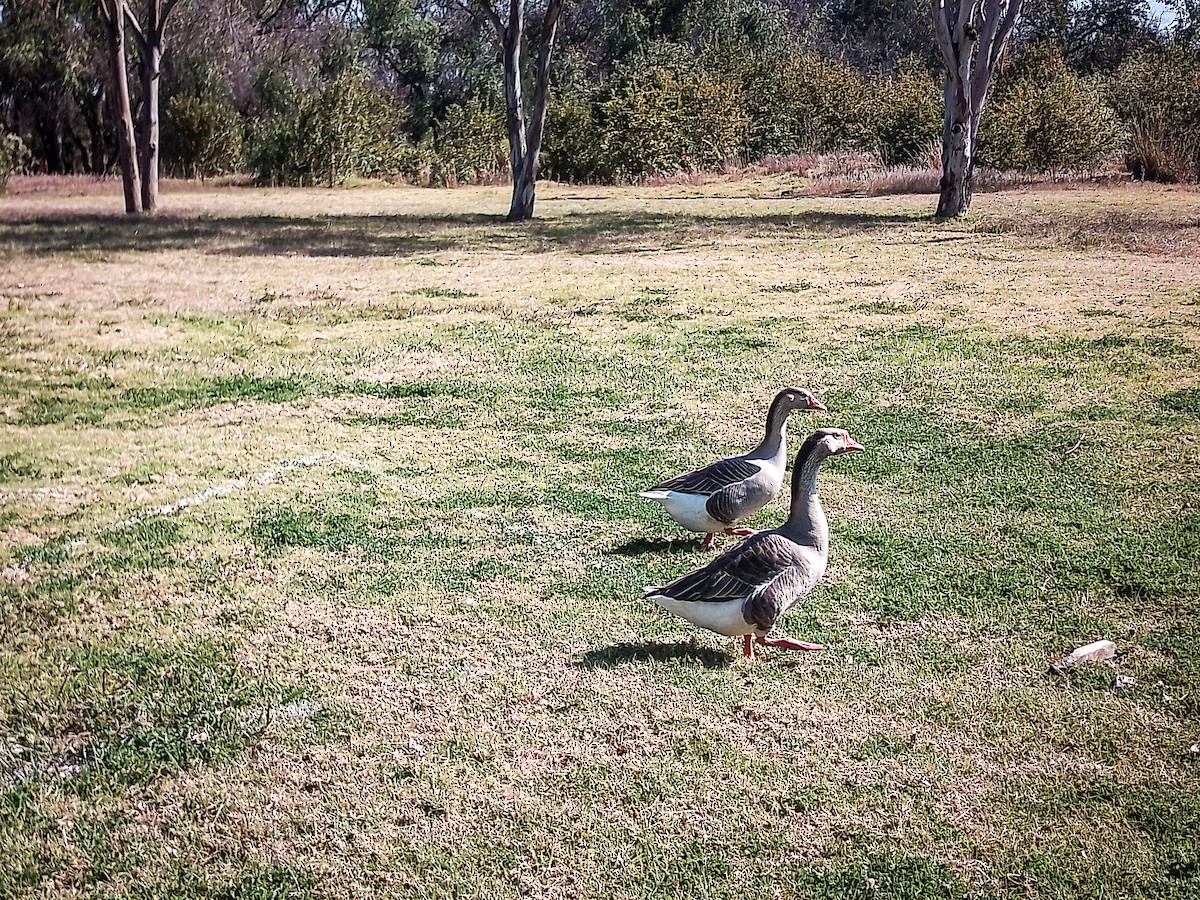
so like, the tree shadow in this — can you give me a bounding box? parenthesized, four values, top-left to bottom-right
(0, 206, 938, 260)
(575, 640, 731, 669)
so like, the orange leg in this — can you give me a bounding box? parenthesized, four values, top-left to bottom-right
(724, 527, 757, 538)
(743, 634, 755, 659)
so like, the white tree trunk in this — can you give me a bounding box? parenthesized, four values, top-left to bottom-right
(931, 0, 1022, 217)
(126, 0, 181, 214)
(139, 37, 162, 212)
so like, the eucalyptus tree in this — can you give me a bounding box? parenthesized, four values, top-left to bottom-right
(466, 0, 566, 220)
(931, 0, 1022, 217)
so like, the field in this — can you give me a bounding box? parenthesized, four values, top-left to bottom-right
(1, 176, 1198, 899)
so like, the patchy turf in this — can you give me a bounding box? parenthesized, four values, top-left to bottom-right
(1, 177, 1198, 899)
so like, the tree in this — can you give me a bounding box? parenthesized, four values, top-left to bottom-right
(470, 0, 565, 220)
(931, 0, 1022, 217)
(0, 0, 110, 174)
(98, 0, 141, 212)
(125, 0, 186, 211)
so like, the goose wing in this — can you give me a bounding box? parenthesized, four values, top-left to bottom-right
(654, 532, 805, 605)
(648, 455, 760, 496)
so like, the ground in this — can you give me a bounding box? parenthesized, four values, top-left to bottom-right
(0, 176, 1198, 899)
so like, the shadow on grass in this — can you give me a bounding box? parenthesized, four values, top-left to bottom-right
(608, 536, 704, 556)
(0, 208, 931, 259)
(576, 640, 731, 669)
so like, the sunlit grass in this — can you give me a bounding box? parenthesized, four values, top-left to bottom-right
(1, 178, 1198, 899)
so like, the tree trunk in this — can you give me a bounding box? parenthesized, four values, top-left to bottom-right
(100, 0, 142, 213)
(510, 0, 564, 222)
(936, 75, 975, 218)
(509, 162, 536, 221)
(481, 0, 564, 222)
(930, 0, 1022, 218)
(500, 0, 530, 221)
(139, 38, 162, 212)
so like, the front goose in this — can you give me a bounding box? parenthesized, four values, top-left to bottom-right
(639, 388, 826, 549)
(645, 428, 863, 659)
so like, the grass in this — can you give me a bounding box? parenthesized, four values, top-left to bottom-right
(0, 176, 1198, 899)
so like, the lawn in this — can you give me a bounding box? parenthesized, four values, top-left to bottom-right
(1, 176, 1198, 899)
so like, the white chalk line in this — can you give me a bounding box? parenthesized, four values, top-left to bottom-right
(63, 451, 384, 548)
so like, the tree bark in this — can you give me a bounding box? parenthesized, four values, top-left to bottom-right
(930, 0, 1022, 218)
(499, 0, 529, 220)
(138, 38, 162, 211)
(99, 0, 142, 213)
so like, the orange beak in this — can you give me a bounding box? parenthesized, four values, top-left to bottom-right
(845, 436, 866, 452)
(808, 396, 828, 411)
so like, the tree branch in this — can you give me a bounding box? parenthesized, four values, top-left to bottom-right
(124, 4, 147, 52)
(453, 0, 503, 37)
(931, 0, 958, 72)
(526, 0, 564, 172)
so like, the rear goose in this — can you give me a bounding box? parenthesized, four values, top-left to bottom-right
(639, 388, 826, 549)
(645, 428, 863, 660)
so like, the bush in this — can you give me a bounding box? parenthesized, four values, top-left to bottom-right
(0, 133, 29, 193)
(432, 100, 506, 186)
(1109, 45, 1200, 182)
(247, 70, 414, 186)
(980, 45, 1120, 172)
(598, 59, 749, 179)
(744, 52, 873, 157)
(542, 93, 608, 182)
(164, 95, 243, 178)
(869, 57, 943, 166)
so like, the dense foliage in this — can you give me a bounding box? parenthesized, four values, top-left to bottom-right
(0, 0, 1195, 184)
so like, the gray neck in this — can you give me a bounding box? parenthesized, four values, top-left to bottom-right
(747, 399, 790, 463)
(783, 447, 829, 551)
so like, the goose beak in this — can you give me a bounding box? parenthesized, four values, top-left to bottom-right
(808, 397, 827, 411)
(844, 437, 866, 452)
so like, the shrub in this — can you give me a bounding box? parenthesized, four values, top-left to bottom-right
(432, 100, 507, 186)
(0, 133, 30, 193)
(744, 52, 873, 157)
(164, 94, 243, 178)
(869, 57, 943, 166)
(980, 45, 1120, 172)
(306, 71, 407, 185)
(599, 60, 749, 179)
(542, 93, 609, 182)
(247, 70, 412, 186)
(1109, 45, 1200, 182)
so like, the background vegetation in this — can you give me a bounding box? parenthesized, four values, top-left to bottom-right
(1, 0, 1198, 186)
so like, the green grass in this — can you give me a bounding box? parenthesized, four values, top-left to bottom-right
(0, 180, 1197, 899)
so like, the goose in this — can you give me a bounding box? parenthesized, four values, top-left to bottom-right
(645, 427, 864, 660)
(639, 388, 826, 549)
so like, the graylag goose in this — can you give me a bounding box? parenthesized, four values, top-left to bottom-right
(645, 428, 863, 660)
(639, 388, 826, 549)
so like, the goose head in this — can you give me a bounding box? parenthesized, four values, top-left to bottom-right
(809, 427, 866, 458)
(776, 387, 827, 413)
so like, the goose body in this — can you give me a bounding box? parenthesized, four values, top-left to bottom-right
(646, 428, 863, 658)
(640, 388, 825, 548)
